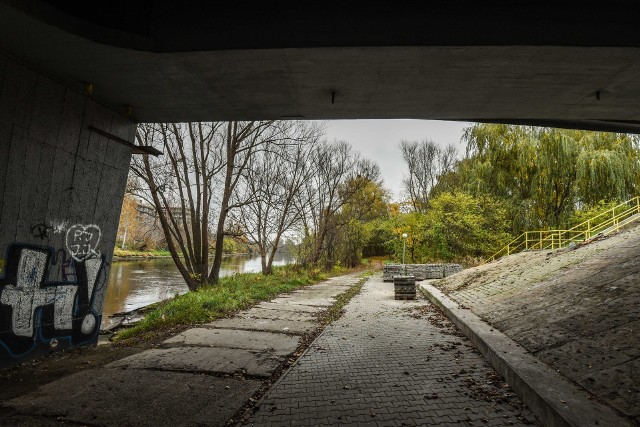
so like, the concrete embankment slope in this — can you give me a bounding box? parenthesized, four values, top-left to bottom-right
(431, 224, 640, 426)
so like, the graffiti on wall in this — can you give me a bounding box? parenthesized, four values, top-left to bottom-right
(66, 224, 101, 262)
(0, 224, 107, 365)
(30, 222, 53, 240)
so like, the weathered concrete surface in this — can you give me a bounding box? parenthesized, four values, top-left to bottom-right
(107, 347, 285, 377)
(421, 283, 631, 427)
(269, 296, 334, 307)
(296, 289, 352, 298)
(239, 308, 317, 322)
(1, 273, 365, 426)
(5, 3, 640, 135)
(250, 275, 539, 426)
(256, 301, 325, 313)
(383, 263, 463, 281)
(205, 317, 318, 334)
(164, 328, 300, 356)
(433, 224, 640, 425)
(6, 369, 260, 427)
(0, 50, 135, 368)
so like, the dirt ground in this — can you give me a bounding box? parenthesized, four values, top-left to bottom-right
(434, 224, 640, 425)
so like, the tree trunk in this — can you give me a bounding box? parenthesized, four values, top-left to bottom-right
(209, 126, 236, 283)
(261, 250, 270, 275)
(209, 205, 228, 283)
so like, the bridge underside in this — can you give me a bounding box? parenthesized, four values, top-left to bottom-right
(1, 1, 640, 132)
(1, 1, 640, 366)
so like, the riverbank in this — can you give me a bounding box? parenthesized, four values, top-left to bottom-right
(112, 250, 256, 261)
(102, 253, 296, 327)
(112, 249, 172, 262)
(112, 265, 344, 343)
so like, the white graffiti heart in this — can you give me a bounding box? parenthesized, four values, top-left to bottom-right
(65, 224, 101, 262)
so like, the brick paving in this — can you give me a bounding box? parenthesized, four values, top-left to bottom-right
(248, 275, 539, 426)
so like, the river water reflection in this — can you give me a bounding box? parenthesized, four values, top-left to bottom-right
(102, 253, 294, 328)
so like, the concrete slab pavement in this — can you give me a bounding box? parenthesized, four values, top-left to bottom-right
(238, 308, 317, 322)
(107, 347, 285, 377)
(256, 302, 325, 313)
(269, 296, 334, 307)
(204, 318, 318, 335)
(6, 369, 261, 427)
(2, 273, 365, 426)
(163, 328, 301, 356)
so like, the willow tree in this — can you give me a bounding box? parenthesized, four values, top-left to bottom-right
(459, 124, 640, 232)
(533, 129, 580, 227)
(575, 131, 639, 206)
(462, 124, 539, 231)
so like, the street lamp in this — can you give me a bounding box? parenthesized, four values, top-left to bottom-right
(402, 233, 408, 268)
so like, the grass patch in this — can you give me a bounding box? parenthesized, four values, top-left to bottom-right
(322, 275, 368, 324)
(113, 248, 171, 258)
(113, 266, 328, 342)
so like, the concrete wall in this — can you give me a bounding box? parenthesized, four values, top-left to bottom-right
(383, 264, 464, 282)
(0, 52, 135, 367)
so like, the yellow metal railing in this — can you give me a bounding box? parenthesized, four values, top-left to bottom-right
(485, 196, 640, 263)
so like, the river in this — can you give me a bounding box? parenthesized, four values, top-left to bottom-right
(101, 253, 294, 328)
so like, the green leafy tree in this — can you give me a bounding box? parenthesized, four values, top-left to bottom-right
(420, 192, 512, 262)
(532, 129, 580, 227)
(329, 172, 390, 267)
(387, 211, 425, 263)
(575, 131, 639, 206)
(362, 218, 395, 258)
(460, 124, 640, 233)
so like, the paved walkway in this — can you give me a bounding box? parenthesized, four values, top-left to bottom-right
(1, 274, 363, 426)
(249, 275, 539, 426)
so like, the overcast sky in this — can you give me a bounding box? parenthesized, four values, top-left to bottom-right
(321, 119, 472, 201)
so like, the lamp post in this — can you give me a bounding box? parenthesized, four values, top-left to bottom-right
(402, 233, 408, 272)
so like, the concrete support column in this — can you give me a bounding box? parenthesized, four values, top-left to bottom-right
(0, 52, 135, 367)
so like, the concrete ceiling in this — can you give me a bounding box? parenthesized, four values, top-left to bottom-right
(2, 1, 640, 132)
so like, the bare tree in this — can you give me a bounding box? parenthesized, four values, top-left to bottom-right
(297, 140, 380, 265)
(208, 121, 296, 283)
(131, 121, 291, 290)
(401, 140, 458, 212)
(131, 123, 222, 290)
(231, 122, 323, 274)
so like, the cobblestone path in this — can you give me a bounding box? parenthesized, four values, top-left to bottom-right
(248, 275, 539, 426)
